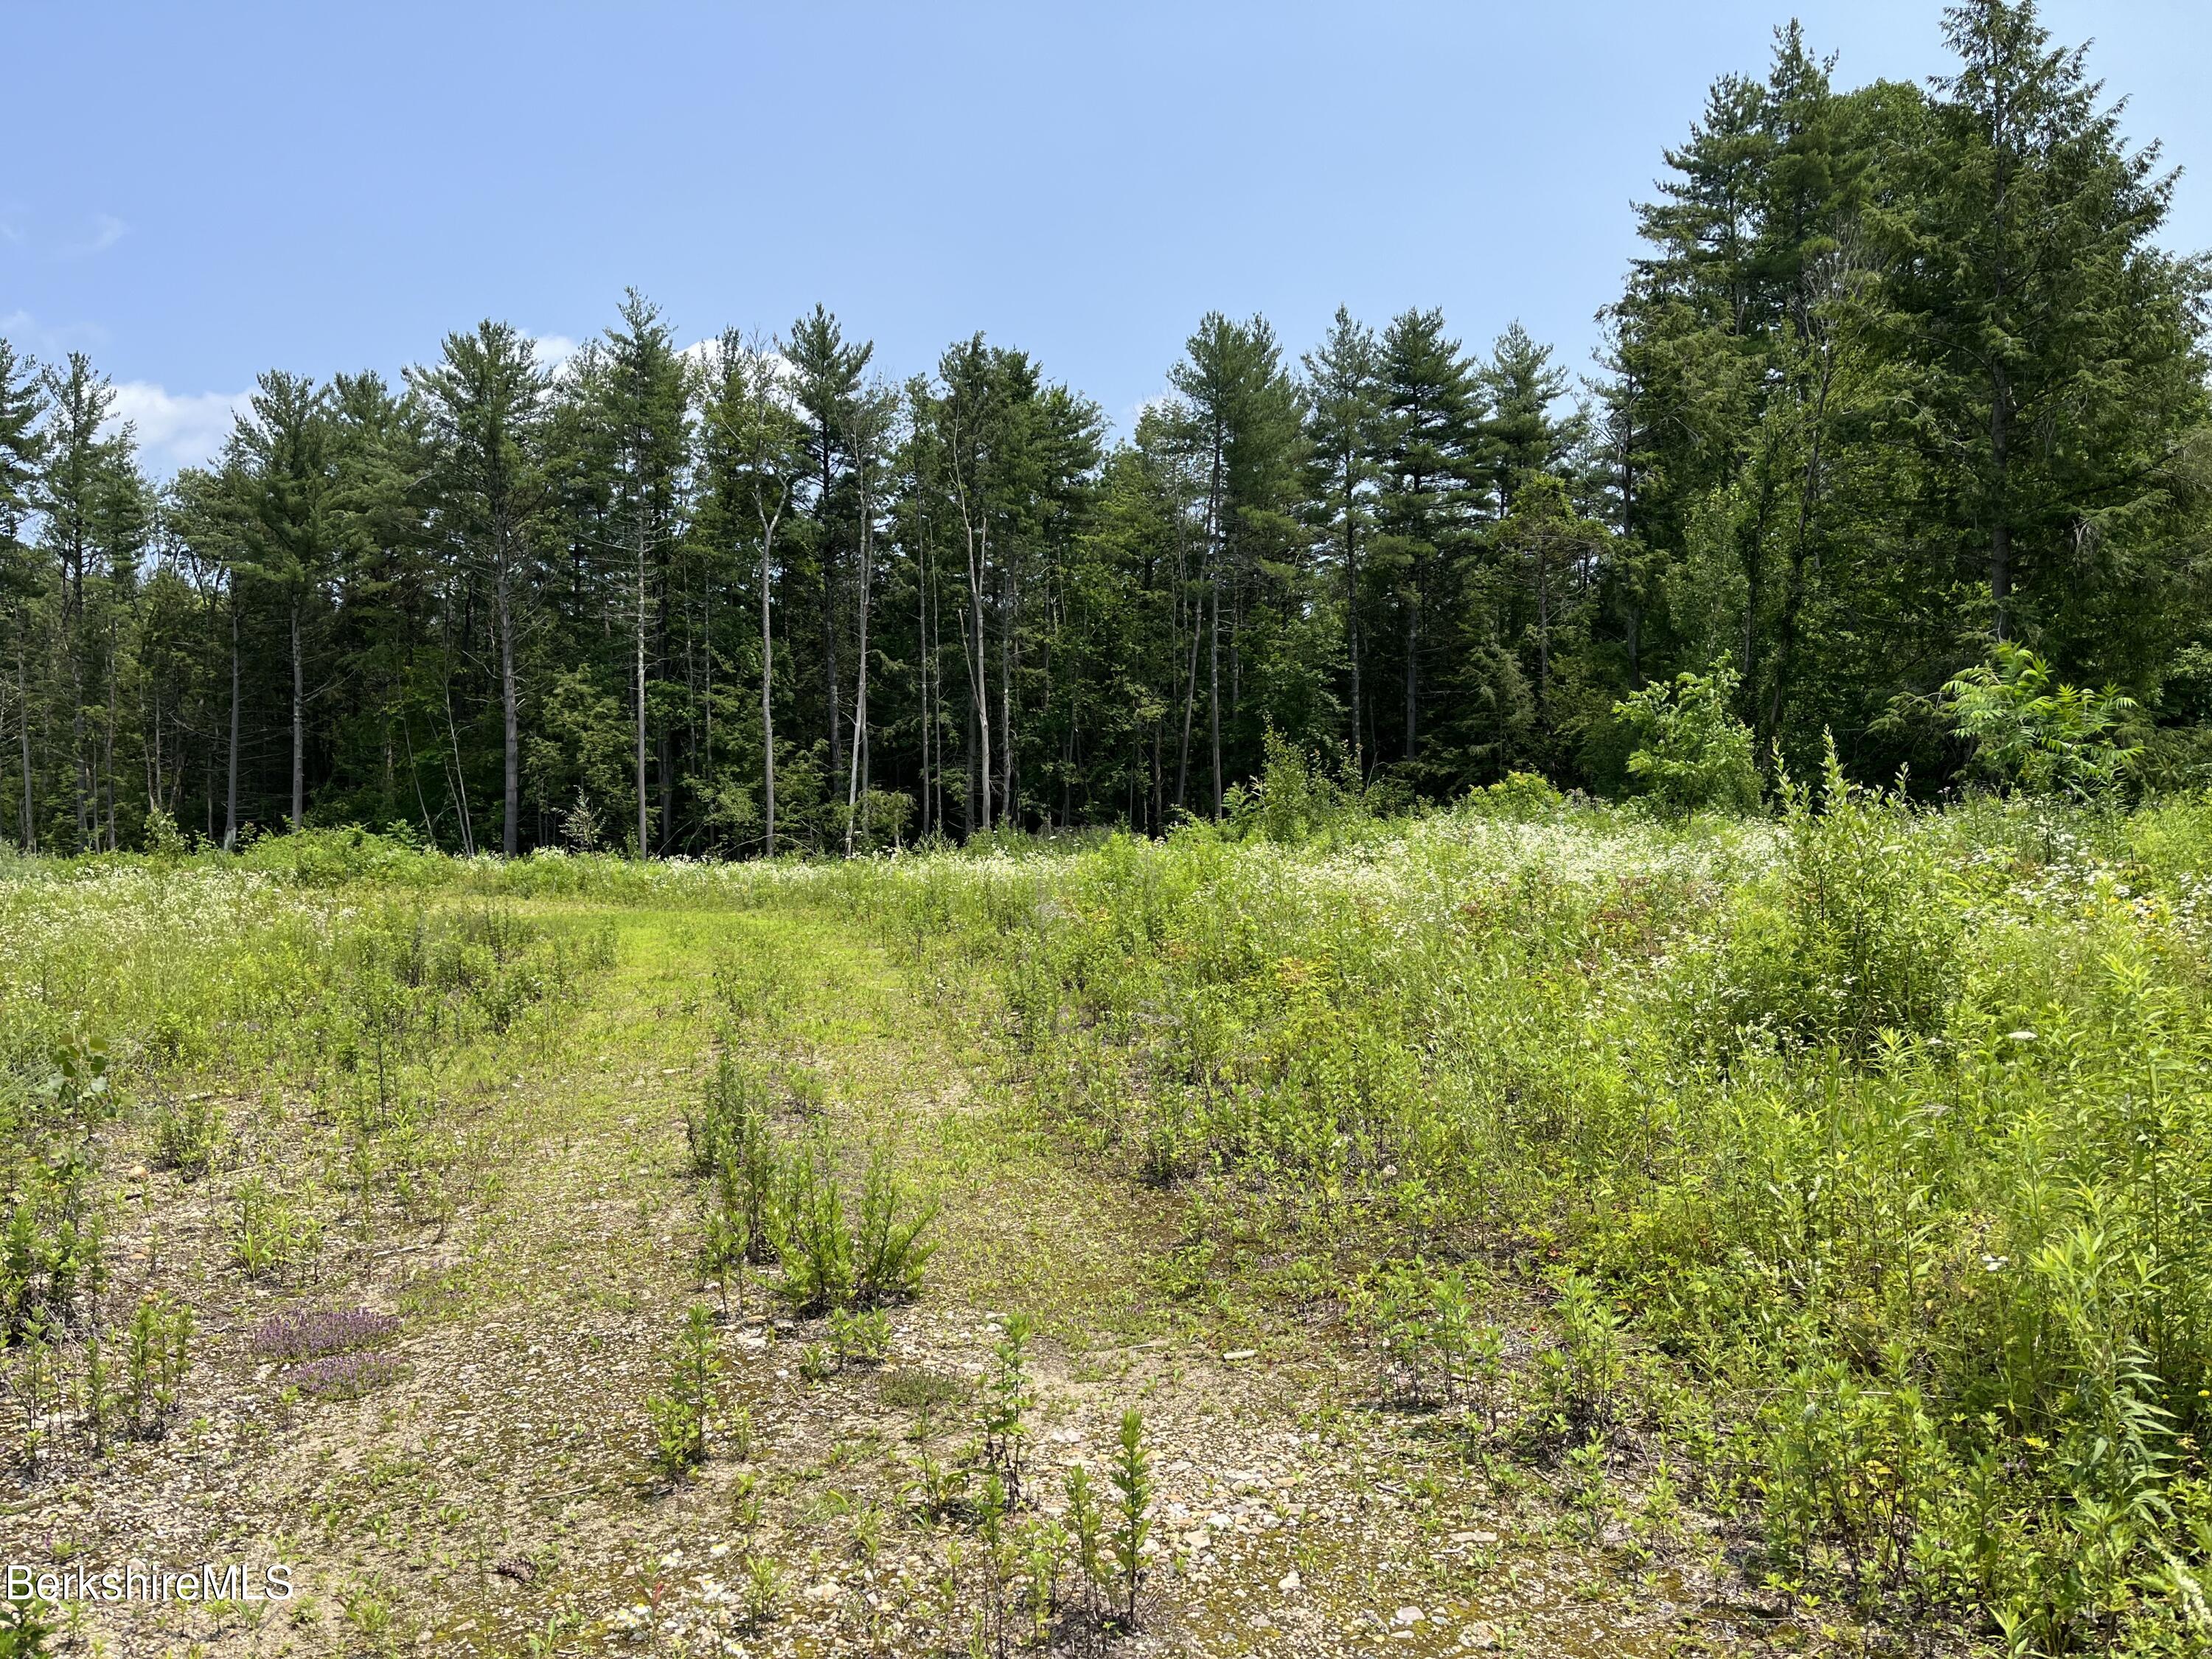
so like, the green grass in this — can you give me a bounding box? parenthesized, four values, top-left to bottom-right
(14, 786, 2212, 1654)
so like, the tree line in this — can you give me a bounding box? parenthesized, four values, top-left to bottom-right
(2, 0, 2206, 858)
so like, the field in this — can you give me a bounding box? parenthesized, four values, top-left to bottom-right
(7, 773, 2212, 1658)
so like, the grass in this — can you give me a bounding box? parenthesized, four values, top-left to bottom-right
(11, 781, 2212, 1654)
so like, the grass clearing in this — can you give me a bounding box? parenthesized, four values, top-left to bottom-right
(9, 785, 2212, 1653)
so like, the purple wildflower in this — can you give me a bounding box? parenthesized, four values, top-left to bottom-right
(251, 1307, 400, 1360)
(283, 1352, 408, 1399)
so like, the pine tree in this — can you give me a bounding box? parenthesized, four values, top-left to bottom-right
(1301, 308, 1382, 773)
(411, 322, 549, 856)
(1372, 308, 1482, 773)
(0, 338, 46, 849)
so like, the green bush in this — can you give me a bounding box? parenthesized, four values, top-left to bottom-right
(1613, 660, 1764, 821)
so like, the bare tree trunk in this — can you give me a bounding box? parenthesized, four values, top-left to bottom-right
(290, 597, 305, 831)
(959, 507, 992, 834)
(998, 564, 1014, 831)
(1402, 583, 1417, 765)
(15, 643, 34, 852)
(223, 598, 240, 849)
(759, 491, 786, 856)
(1346, 485, 1363, 775)
(635, 518, 649, 858)
(497, 557, 519, 858)
(1990, 369, 2011, 641)
(1208, 578, 1222, 820)
(844, 454, 874, 856)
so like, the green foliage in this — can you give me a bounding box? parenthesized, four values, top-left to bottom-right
(0, 1596, 54, 1659)
(1225, 729, 1369, 845)
(1108, 1408, 1153, 1628)
(853, 1147, 937, 1305)
(978, 1313, 1035, 1504)
(839, 773, 2212, 1651)
(1613, 661, 1763, 821)
(771, 1144, 855, 1315)
(149, 1093, 224, 1178)
(229, 1176, 324, 1280)
(645, 1304, 723, 1475)
(123, 1291, 193, 1439)
(1714, 740, 1958, 1051)
(1944, 643, 2142, 799)
(827, 1305, 890, 1367)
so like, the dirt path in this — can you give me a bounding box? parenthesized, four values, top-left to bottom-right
(6, 900, 1795, 1658)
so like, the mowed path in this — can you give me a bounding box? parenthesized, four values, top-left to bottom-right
(8, 900, 1787, 1658)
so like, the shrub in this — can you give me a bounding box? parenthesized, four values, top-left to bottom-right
(772, 1147, 855, 1315)
(645, 1304, 723, 1475)
(123, 1293, 193, 1438)
(1613, 660, 1763, 820)
(150, 1094, 224, 1178)
(1760, 740, 1958, 1050)
(1943, 643, 2140, 799)
(853, 1150, 936, 1305)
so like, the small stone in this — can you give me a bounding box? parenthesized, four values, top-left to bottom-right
(1394, 1605, 1425, 1626)
(1277, 1571, 1301, 1592)
(1222, 1349, 1257, 1363)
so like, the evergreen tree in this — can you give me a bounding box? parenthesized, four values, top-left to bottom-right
(411, 322, 549, 855)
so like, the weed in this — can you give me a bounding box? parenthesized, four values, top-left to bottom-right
(123, 1293, 192, 1439)
(644, 1304, 723, 1476)
(1109, 1408, 1154, 1628)
(979, 1314, 1035, 1504)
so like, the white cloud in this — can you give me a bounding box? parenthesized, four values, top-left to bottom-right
(531, 333, 581, 375)
(0, 307, 108, 359)
(59, 214, 126, 258)
(106, 381, 252, 476)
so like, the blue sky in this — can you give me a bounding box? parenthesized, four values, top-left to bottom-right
(7, 1, 2209, 473)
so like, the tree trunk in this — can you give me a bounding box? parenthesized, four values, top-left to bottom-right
(844, 459, 874, 856)
(1990, 369, 2011, 641)
(497, 557, 519, 858)
(961, 510, 992, 834)
(759, 494, 784, 857)
(290, 597, 305, 831)
(15, 643, 34, 852)
(635, 521, 649, 858)
(1402, 585, 1417, 765)
(1346, 484, 1364, 775)
(1208, 578, 1222, 819)
(224, 597, 240, 849)
(999, 564, 1014, 831)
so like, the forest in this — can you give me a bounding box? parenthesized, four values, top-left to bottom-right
(5, 0, 2208, 860)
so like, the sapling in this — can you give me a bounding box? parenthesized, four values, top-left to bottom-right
(829, 1305, 889, 1367)
(773, 1147, 855, 1313)
(855, 1147, 938, 1304)
(980, 1315, 1035, 1504)
(81, 1332, 108, 1455)
(644, 1304, 722, 1475)
(1065, 1461, 1105, 1630)
(1110, 1408, 1153, 1627)
(124, 1293, 192, 1439)
(740, 1557, 782, 1629)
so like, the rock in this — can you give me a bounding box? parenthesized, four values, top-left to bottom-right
(1222, 1349, 1257, 1363)
(1277, 1571, 1302, 1592)
(1394, 1606, 1425, 1626)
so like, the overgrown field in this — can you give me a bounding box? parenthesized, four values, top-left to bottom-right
(7, 778, 2212, 1655)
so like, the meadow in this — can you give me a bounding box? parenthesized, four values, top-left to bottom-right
(5, 768, 2212, 1656)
